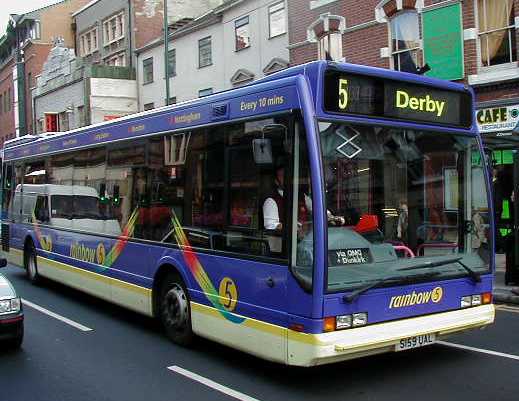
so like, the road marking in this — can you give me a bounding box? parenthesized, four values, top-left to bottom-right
(496, 305, 519, 314)
(22, 299, 93, 332)
(168, 365, 261, 401)
(437, 341, 519, 361)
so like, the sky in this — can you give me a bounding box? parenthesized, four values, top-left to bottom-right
(0, 0, 63, 35)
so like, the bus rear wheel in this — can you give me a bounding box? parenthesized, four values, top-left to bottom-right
(159, 273, 193, 346)
(24, 241, 41, 284)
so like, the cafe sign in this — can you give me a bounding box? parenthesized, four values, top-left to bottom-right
(476, 105, 519, 133)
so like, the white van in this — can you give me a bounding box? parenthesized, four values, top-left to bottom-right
(13, 184, 122, 236)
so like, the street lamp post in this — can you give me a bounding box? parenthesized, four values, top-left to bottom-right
(164, 0, 171, 106)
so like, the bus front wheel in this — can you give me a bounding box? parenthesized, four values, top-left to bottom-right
(159, 273, 193, 346)
(24, 241, 41, 284)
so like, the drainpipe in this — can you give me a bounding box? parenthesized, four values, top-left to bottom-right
(164, 0, 170, 105)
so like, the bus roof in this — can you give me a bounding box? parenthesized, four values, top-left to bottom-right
(2, 61, 474, 162)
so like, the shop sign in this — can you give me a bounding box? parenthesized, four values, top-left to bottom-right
(476, 105, 519, 133)
(423, 4, 464, 81)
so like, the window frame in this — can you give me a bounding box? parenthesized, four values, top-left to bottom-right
(79, 27, 99, 57)
(235, 16, 251, 51)
(168, 48, 176, 77)
(198, 36, 212, 68)
(103, 11, 125, 46)
(389, 10, 422, 73)
(317, 31, 343, 61)
(198, 88, 213, 98)
(106, 52, 126, 67)
(268, 1, 287, 39)
(143, 57, 154, 84)
(476, 0, 517, 69)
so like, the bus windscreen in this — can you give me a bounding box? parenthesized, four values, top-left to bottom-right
(323, 69, 473, 128)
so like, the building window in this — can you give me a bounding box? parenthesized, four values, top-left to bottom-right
(269, 2, 286, 38)
(478, 0, 516, 67)
(30, 21, 41, 40)
(79, 27, 98, 56)
(45, 113, 58, 132)
(199, 37, 212, 68)
(103, 12, 125, 45)
(143, 57, 154, 84)
(166, 97, 177, 105)
(77, 106, 85, 127)
(235, 16, 251, 51)
(168, 49, 176, 77)
(144, 103, 155, 111)
(106, 53, 126, 66)
(59, 111, 70, 132)
(198, 88, 213, 97)
(6, 88, 10, 112)
(390, 11, 421, 73)
(318, 32, 342, 61)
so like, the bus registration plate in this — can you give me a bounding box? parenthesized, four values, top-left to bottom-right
(395, 334, 435, 352)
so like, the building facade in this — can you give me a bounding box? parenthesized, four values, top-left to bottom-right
(287, 0, 519, 107)
(136, 0, 290, 109)
(33, 42, 138, 132)
(0, 57, 15, 148)
(287, 0, 519, 260)
(0, 0, 90, 145)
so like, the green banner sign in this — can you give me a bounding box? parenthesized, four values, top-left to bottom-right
(423, 3, 464, 81)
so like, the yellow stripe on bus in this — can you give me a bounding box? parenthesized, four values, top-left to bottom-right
(190, 302, 325, 345)
(36, 255, 152, 296)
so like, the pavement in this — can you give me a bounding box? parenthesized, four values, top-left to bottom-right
(493, 253, 519, 304)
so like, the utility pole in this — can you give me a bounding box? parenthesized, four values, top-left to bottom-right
(163, 0, 171, 105)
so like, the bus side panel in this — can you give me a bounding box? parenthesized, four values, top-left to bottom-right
(27, 226, 153, 315)
(148, 246, 289, 361)
(5, 224, 25, 267)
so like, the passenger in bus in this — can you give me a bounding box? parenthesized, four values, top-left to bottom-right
(262, 162, 285, 253)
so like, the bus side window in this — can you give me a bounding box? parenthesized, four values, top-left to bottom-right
(34, 195, 49, 223)
(8, 165, 23, 222)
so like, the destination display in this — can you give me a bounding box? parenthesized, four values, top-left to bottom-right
(323, 70, 472, 128)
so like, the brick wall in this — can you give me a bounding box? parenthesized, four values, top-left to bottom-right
(288, 0, 519, 109)
(0, 58, 15, 147)
(133, 0, 166, 49)
(40, 0, 91, 47)
(23, 42, 53, 135)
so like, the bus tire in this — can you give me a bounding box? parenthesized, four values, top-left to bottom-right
(24, 241, 41, 284)
(159, 273, 193, 346)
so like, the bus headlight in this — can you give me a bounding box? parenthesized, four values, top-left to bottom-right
(461, 293, 489, 308)
(352, 312, 368, 327)
(471, 294, 482, 306)
(461, 296, 472, 308)
(336, 315, 352, 329)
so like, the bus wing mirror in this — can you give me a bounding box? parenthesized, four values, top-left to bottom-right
(0, 258, 6, 268)
(252, 138, 273, 165)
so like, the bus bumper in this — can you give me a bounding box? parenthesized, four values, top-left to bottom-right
(287, 304, 495, 366)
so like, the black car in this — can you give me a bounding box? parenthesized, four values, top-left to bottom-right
(0, 258, 23, 348)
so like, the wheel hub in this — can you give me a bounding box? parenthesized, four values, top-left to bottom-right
(162, 284, 188, 329)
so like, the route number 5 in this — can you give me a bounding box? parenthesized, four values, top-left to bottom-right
(218, 277, 238, 311)
(338, 78, 348, 110)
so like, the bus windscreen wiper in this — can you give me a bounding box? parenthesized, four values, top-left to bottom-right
(343, 271, 441, 303)
(397, 256, 481, 283)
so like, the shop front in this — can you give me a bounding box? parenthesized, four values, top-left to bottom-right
(477, 102, 519, 285)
